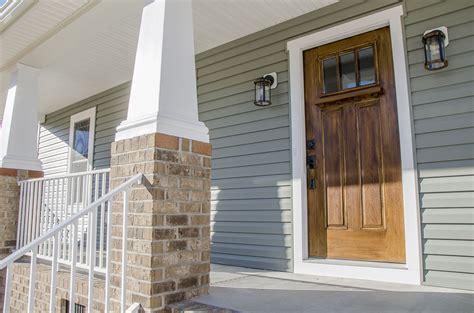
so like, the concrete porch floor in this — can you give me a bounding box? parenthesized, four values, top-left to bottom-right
(194, 264, 474, 313)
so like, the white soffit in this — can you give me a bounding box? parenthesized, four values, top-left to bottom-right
(0, 0, 97, 71)
(193, 0, 338, 54)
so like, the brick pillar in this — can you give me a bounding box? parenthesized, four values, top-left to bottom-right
(0, 168, 42, 313)
(109, 133, 211, 312)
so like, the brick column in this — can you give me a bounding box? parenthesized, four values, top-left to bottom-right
(0, 168, 42, 313)
(109, 133, 211, 312)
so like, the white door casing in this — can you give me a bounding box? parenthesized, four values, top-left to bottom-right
(287, 5, 422, 285)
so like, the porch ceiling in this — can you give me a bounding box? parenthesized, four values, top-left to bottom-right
(0, 0, 337, 117)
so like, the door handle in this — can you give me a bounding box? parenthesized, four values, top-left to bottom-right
(308, 178, 316, 189)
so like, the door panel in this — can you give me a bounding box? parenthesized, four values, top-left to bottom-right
(358, 103, 384, 229)
(304, 27, 406, 263)
(321, 108, 345, 229)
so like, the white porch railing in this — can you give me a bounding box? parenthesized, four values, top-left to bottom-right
(1, 172, 143, 313)
(16, 169, 111, 272)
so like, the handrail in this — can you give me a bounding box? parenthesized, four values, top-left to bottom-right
(18, 168, 111, 183)
(0, 173, 142, 269)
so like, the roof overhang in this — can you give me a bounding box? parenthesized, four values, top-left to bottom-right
(0, 0, 338, 117)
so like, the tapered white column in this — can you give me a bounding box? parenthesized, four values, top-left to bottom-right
(0, 64, 42, 171)
(116, 0, 209, 143)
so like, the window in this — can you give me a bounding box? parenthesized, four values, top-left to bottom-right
(61, 299, 86, 313)
(68, 108, 96, 174)
(321, 44, 378, 95)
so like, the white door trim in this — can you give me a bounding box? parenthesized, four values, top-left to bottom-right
(287, 5, 423, 285)
(68, 107, 96, 173)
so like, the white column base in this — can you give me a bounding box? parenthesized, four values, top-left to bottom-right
(116, 113, 209, 143)
(0, 154, 42, 171)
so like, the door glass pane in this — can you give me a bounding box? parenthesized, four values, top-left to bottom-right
(72, 119, 90, 162)
(322, 57, 338, 93)
(340, 52, 356, 89)
(358, 46, 376, 86)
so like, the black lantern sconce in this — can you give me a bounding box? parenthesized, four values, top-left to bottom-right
(422, 26, 449, 70)
(254, 72, 277, 106)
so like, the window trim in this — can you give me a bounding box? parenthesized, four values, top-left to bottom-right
(67, 107, 96, 173)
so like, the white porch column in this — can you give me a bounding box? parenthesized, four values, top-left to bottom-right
(116, 0, 209, 143)
(0, 64, 42, 171)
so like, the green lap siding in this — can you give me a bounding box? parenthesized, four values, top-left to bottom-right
(405, 0, 474, 290)
(195, 0, 400, 271)
(38, 83, 130, 176)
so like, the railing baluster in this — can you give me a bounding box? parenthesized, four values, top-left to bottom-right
(87, 209, 97, 313)
(121, 190, 129, 312)
(26, 181, 34, 245)
(68, 177, 75, 262)
(28, 247, 37, 313)
(104, 199, 112, 313)
(52, 179, 59, 257)
(59, 179, 64, 260)
(85, 174, 91, 266)
(79, 176, 85, 264)
(3, 263, 13, 313)
(69, 221, 78, 313)
(44, 180, 53, 254)
(18, 182, 27, 248)
(31, 181, 38, 244)
(38, 181, 42, 255)
(61, 178, 67, 260)
(24, 182, 29, 246)
(39, 180, 46, 256)
(100, 173, 107, 268)
(17, 182, 25, 249)
(50, 235, 59, 313)
(31, 182, 40, 246)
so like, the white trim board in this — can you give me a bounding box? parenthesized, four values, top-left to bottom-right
(287, 5, 423, 285)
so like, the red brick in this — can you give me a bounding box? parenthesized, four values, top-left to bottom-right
(154, 133, 179, 150)
(191, 141, 212, 156)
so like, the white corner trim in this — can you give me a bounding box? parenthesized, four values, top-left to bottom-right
(67, 107, 96, 173)
(287, 5, 423, 285)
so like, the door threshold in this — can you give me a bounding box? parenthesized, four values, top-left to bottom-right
(305, 258, 407, 270)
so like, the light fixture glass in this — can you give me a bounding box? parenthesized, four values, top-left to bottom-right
(422, 29, 448, 70)
(254, 75, 274, 106)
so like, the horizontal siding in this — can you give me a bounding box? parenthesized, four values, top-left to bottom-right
(197, 0, 400, 271)
(38, 83, 130, 176)
(406, 0, 474, 289)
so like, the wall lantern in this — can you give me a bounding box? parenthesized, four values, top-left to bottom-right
(422, 26, 449, 70)
(254, 72, 277, 106)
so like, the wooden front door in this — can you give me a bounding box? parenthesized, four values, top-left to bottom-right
(304, 27, 406, 263)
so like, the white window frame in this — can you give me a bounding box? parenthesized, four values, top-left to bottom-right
(68, 107, 96, 173)
(287, 5, 423, 285)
